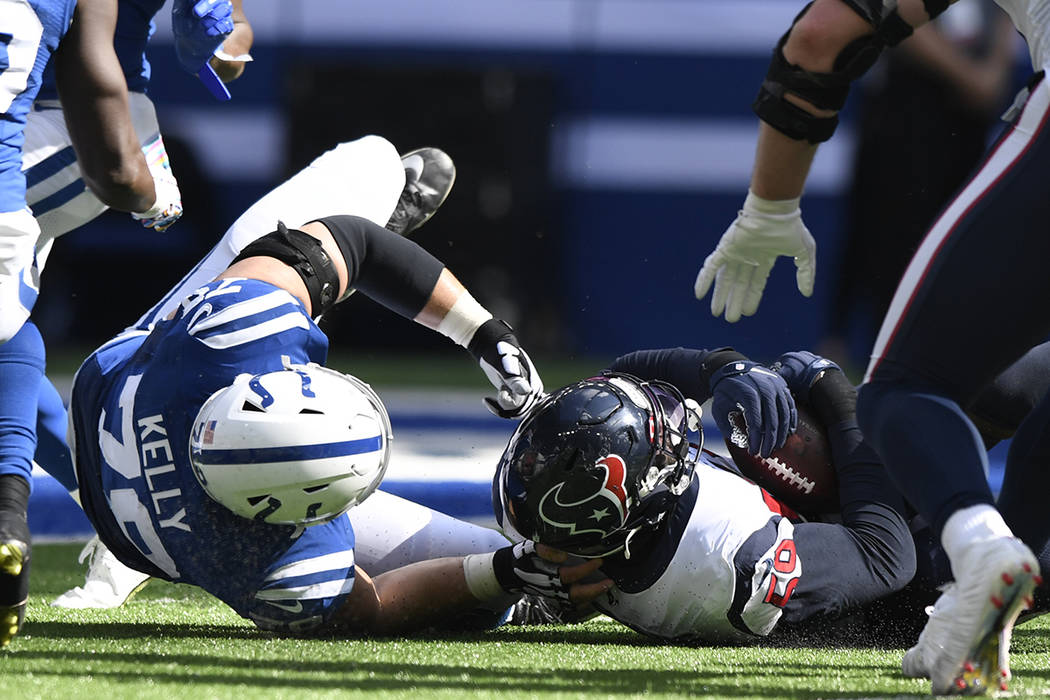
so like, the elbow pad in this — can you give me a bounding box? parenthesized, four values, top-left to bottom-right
(753, 0, 915, 143)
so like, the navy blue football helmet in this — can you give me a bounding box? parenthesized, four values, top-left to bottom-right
(494, 373, 701, 558)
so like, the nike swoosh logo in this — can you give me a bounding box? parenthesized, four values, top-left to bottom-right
(265, 598, 304, 614)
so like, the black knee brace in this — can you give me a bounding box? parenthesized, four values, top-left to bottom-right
(232, 222, 340, 316)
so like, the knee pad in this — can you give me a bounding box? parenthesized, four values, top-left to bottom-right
(232, 221, 340, 316)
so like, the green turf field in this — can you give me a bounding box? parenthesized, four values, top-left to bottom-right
(5, 543, 1050, 699)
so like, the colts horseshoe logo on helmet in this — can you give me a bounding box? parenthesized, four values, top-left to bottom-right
(538, 455, 631, 536)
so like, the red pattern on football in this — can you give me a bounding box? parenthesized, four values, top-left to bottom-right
(723, 405, 838, 516)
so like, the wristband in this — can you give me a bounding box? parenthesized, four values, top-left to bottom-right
(437, 292, 493, 348)
(699, 347, 749, 391)
(462, 552, 503, 601)
(743, 189, 801, 217)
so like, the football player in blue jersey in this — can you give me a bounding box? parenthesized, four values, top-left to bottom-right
(33, 137, 613, 638)
(0, 0, 221, 649)
(51, 136, 496, 609)
(693, 0, 1050, 692)
(25, 0, 253, 238)
(496, 346, 1050, 648)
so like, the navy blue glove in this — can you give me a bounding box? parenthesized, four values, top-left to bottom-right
(770, 351, 842, 405)
(173, 0, 234, 98)
(709, 360, 797, 457)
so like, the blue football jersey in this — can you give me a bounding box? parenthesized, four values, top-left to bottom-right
(0, 0, 75, 212)
(37, 0, 163, 101)
(70, 278, 357, 632)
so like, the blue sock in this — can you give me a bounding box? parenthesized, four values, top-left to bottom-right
(0, 322, 45, 487)
(36, 376, 76, 493)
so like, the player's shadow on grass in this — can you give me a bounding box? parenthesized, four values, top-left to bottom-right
(25, 619, 261, 641)
(8, 649, 924, 698)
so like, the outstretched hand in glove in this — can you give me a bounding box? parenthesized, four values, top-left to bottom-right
(695, 190, 816, 322)
(172, 0, 236, 100)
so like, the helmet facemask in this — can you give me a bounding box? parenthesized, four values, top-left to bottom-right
(497, 373, 702, 559)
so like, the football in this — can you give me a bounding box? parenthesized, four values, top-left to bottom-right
(723, 404, 838, 516)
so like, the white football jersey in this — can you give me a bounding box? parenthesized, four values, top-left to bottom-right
(596, 459, 801, 643)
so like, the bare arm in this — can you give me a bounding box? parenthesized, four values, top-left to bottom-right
(329, 552, 609, 636)
(750, 0, 947, 200)
(52, 0, 155, 213)
(209, 0, 253, 83)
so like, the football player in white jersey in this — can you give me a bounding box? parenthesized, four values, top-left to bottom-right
(495, 349, 917, 643)
(39, 142, 614, 636)
(496, 345, 1050, 644)
(693, 0, 1050, 692)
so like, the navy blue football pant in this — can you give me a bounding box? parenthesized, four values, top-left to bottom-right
(857, 72, 1050, 558)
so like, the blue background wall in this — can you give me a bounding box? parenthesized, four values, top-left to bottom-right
(34, 0, 1023, 368)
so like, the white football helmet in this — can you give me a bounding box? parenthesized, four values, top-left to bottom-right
(189, 363, 392, 526)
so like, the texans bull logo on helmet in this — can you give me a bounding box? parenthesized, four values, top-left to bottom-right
(537, 455, 631, 537)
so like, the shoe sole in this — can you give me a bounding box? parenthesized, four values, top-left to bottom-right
(0, 602, 24, 649)
(51, 576, 152, 609)
(120, 577, 152, 606)
(399, 147, 456, 236)
(0, 543, 27, 648)
(934, 560, 1040, 695)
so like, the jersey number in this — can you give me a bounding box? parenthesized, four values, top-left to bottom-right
(0, 1, 44, 113)
(763, 539, 801, 608)
(100, 373, 180, 578)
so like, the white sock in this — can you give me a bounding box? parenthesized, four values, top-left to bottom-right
(941, 504, 1014, 564)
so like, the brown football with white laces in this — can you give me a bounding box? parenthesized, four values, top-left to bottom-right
(723, 405, 838, 516)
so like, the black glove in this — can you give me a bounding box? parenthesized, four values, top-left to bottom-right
(467, 319, 544, 419)
(709, 360, 797, 458)
(492, 541, 570, 603)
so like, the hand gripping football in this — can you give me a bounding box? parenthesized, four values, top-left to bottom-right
(723, 404, 838, 516)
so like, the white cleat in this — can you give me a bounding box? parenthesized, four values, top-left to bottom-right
(902, 585, 958, 679)
(903, 536, 1040, 695)
(51, 536, 151, 609)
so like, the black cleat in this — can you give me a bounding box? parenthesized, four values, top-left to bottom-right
(0, 526, 29, 650)
(385, 147, 456, 236)
(0, 475, 31, 649)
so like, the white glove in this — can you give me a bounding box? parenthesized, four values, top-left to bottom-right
(694, 190, 816, 323)
(131, 137, 184, 232)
